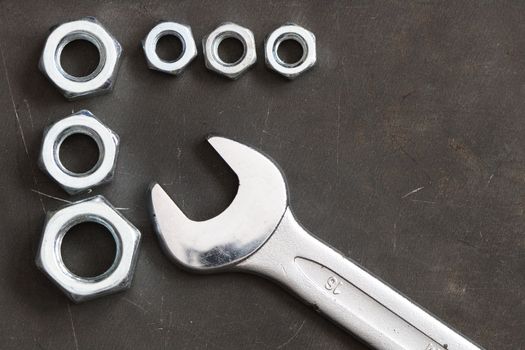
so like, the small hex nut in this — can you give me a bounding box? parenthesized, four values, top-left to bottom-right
(203, 22, 257, 80)
(265, 24, 316, 79)
(36, 196, 141, 303)
(143, 22, 197, 75)
(39, 110, 119, 195)
(39, 17, 123, 99)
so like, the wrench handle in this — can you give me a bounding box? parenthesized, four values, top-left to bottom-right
(238, 208, 482, 350)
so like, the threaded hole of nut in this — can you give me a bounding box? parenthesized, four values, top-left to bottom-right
(60, 39, 101, 78)
(59, 133, 101, 175)
(61, 222, 117, 278)
(217, 37, 245, 64)
(276, 38, 305, 66)
(156, 34, 184, 62)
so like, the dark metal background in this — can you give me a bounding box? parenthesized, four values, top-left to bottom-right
(0, 1, 523, 349)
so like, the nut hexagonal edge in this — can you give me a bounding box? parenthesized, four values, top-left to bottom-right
(35, 196, 141, 303)
(202, 22, 257, 80)
(39, 17, 123, 100)
(142, 22, 197, 76)
(264, 23, 317, 80)
(38, 110, 120, 195)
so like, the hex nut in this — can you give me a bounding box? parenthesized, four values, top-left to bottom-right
(203, 22, 257, 79)
(36, 196, 141, 303)
(39, 110, 119, 195)
(39, 17, 122, 99)
(143, 22, 197, 75)
(265, 24, 316, 79)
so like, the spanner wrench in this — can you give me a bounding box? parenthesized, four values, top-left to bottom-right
(150, 136, 483, 350)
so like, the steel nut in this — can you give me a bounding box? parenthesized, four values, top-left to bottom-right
(203, 22, 257, 79)
(143, 22, 197, 75)
(265, 24, 316, 79)
(39, 17, 122, 99)
(39, 110, 119, 195)
(36, 196, 141, 302)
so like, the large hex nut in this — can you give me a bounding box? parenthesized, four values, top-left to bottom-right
(203, 22, 257, 80)
(39, 17, 122, 99)
(265, 24, 316, 79)
(39, 110, 119, 195)
(143, 22, 197, 75)
(36, 196, 141, 303)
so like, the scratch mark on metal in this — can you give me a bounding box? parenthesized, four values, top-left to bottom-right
(277, 320, 306, 349)
(1, 43, 45, 214)
(280, 263, 287, 277)
(410, 199, 436, 204)
(402, 186, 424, 199)
(122, 297, 148, 314)
(23, 99, 34, 130)
(259, 99, 272, 147)
(31, 189, 72, 204)
(335, 91, 341, 181)
(31, 189, 129, 210)
(66, 302, 79, 350)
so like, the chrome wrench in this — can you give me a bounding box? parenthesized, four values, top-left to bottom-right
(150, 136, 483, 350)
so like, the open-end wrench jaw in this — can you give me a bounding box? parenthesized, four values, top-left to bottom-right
(150, 136, 288, 272)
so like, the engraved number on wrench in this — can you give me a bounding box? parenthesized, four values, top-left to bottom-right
(325, 276, 343, 295)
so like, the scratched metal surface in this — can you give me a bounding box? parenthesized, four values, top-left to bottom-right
(0, 1, 523, 349)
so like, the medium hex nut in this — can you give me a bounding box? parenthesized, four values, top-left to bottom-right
(39, 110, 119, 195)
(265, 24, 316, 79)
(203, 22, 257, 79)
(36, 196, 141, 302)
(39, 17, 122, 99)
(143, 22, 197, 75)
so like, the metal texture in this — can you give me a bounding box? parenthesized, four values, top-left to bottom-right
(142, 22, 197, 75)
(39, 110, 119, 195)
(150, 136, 483, 350)
(36, 196, 141, 303)
(1, 2, 522, 349)
(265, 23, 316, 79)
(203, 22, 257, 79)
(39, 17, 122, 99)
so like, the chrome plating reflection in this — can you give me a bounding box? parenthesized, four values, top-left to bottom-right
(150, 136, 287, 271)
